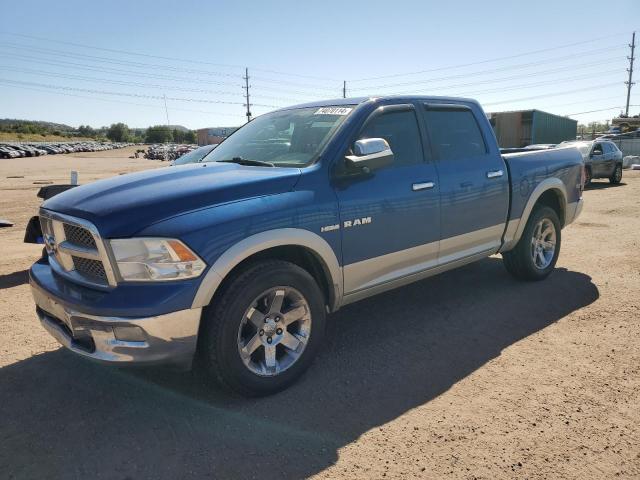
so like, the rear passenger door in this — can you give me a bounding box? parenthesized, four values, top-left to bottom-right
(422, 103, 509, 264)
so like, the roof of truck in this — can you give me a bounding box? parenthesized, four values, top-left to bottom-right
(278, 95, 481, 111)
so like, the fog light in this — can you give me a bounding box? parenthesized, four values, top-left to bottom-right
(113, 326, 146, 342)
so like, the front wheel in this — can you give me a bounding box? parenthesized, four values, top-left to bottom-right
(502, 206, 561, 281)
(198, 260, 326, 396)
(610, 164, 622, 184)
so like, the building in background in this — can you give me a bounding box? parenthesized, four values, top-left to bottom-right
(488, 110, 577, 148)
(196, 127, 239, 146)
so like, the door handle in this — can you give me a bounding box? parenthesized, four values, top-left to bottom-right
(412, 181, 435, 191)
(487, 169, 504, 179)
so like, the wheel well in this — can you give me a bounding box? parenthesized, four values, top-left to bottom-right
(209, 245, 334, 310)
(536, 189, 565, 226)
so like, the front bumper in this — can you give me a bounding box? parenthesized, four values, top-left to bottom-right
(30, 278, 202, 366)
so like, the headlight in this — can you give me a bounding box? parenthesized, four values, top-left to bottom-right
(109, 238, 206, 282)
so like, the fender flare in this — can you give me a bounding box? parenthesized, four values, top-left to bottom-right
(191, 228, 343, 311)
(500, 178, 568, 252)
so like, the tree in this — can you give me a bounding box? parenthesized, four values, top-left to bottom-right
(106, 123, 130, 142)
(78, 125, 95, 137)
(145, 125, 173, 143)
(183, 130, 196, 143)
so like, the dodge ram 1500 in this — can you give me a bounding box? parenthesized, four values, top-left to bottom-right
(30, 96, 584, 396)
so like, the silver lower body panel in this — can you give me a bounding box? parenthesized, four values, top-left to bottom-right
(30, 279, 202, 366)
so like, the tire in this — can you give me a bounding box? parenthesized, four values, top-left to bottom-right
(609, 164, 622, 184)
(584, 166, 592, 187)
(198, 260, 326, 397)
(502, 206, 561, 281)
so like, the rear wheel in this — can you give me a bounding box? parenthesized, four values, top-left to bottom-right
(502, 206, 561, 281)
(610, 164, 622, 184)
(199, 260, 326, 397)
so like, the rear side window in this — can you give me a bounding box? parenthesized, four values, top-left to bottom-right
(424, 108, 487, 160)
(359, 110, 423, 166)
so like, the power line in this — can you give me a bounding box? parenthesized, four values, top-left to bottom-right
(0, 42, 342, 92)
(0, 84, 247, 119)
(483, 83, 620, 107)
(0, 78, 281, 107)
(445, 70, 624, 98)
(0, 31, 340, 82)
(384, 62, 625, 97)
(0, 51, 334, 99)
(350, 47, 627, 91)
(0, 51, 243, 87)
(348, 32, 632, 82)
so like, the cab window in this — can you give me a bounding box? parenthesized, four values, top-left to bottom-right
(424, 108, 487, 160)
(359, 110, 424, 166)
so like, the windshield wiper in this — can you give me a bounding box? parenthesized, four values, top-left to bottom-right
(218, 156, 275, 167)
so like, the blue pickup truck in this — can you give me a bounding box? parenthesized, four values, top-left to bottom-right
(29, 96, 584, 396)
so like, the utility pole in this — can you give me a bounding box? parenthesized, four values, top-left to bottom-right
(163, 93, 170, 126)
(625, 31, 635, 117)
(343, 80, 347, 99)
(163, 93, 170, 162)
(242, 67, 252, 123)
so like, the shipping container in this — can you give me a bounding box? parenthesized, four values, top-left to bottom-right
(488, 110, 577, 148)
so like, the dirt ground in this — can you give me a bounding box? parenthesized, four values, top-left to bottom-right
(0, 147, 638, 479)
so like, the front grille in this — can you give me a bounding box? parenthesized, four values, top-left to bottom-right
(72, 256, 107, 281)
(39, 210, 115, 288)
(64, 224, 96, 249)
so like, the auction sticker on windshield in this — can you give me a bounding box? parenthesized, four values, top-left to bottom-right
(314, 107, 352, 115)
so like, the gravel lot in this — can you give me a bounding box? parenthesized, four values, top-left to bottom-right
(0, 147, 638, 479)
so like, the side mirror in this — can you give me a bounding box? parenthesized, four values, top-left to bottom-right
(345, 138, 394, 173)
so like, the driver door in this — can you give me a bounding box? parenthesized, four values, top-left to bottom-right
(334, 104, 441, 295)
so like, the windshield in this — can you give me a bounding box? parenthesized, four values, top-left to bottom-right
(173, 145, 216, 165)
(205, 106, 354, 167)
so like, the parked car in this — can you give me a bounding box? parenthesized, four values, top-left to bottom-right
(0, 146, 20, 159)
(172, 144, 217, 165)
(559, 140, 623, 185)
(30, 96, 584, 396)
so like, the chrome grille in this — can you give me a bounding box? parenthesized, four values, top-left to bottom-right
(38, 210, 116, 289)
(64, 224, 96, 249)
(72, 257, 107, 281)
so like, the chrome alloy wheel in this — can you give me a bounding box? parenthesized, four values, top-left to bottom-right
(531, 218, 556, 269)
(237, 287, 312, 377)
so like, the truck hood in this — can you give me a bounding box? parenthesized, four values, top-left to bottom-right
(43, 162, 301, 237)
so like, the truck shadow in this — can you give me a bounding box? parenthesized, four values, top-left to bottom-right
(0, 258, 599, 479)
(0, 269, 29, 290)
(585, 181, 626, 190)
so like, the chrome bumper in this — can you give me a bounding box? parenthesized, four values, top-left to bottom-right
(30, 279, 202, 366)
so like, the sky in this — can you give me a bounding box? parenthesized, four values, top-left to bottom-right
(1, 0, 638, 129)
